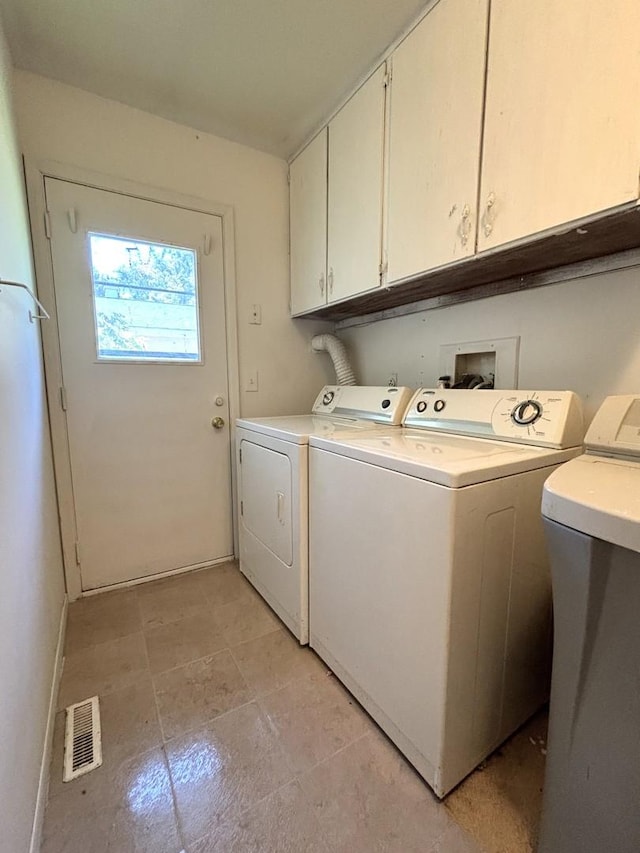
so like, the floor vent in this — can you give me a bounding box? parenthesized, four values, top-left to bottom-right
(63, 696, 103, 782)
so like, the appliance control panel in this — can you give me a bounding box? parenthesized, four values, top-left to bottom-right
(404, 389, 584, 448)
(584, 395, 640, 458)
(311, 385, 414, 425)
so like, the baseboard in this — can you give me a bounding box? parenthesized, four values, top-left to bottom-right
(80, 555, 237, 598)
(29, 595, 68, 853)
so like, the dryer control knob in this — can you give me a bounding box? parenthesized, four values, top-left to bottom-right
(417, 401, 428, 413)
(322, 391, 335, 405)
(381, 399, 391, 409)
(512, 399, 543, 426)
(434, 400, 446, 413)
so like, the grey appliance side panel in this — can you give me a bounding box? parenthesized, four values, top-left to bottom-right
(539, 519, 640, 853)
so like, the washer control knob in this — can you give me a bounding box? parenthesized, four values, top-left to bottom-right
(434, 400, 446, 413)
(322, 391, 335, 406)
(511, 399, 543, 426)
(416, 400, 428, 413)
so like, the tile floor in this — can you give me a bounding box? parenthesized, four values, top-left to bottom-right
(41, 561, 546, 852)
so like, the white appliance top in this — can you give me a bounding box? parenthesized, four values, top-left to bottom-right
(310, 430, 580, 488)
(403, 388, 584, 449)
(236, 385, 413, 443)
(542, 395, 640, 552)
(582, 394, 640, 459)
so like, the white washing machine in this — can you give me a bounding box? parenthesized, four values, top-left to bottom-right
(236, 385, 413, 644)
(308, 388, 584, 797)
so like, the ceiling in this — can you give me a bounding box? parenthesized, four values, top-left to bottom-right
(1, 0, 427, 159)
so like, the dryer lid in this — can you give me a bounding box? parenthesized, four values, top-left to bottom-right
(236, 414, 400, 443)
(236, 386, 414, 441)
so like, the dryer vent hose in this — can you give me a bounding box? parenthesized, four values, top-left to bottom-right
(311, 333, 357, 386)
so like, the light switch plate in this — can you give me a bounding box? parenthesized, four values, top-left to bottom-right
(245, 370, 259, 392)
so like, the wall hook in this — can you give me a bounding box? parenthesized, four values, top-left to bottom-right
(0, 278, 50, 322)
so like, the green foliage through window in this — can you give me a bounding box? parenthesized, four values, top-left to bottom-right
(89, 234, 201, 361)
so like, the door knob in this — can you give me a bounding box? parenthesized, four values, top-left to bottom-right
(211, 417, 225, 430)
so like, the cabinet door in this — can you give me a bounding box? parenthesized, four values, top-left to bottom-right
(327, 64, 387, 302)
(479, 0, 640, 252)
(290, 129, 328, 315)
(386, 0, 489, 284)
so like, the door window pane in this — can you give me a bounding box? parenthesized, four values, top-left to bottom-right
(89, 233, 201, 362)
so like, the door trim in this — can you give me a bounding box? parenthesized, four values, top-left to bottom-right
(25, 159, 241, 600)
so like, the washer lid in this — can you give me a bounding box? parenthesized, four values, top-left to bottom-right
(236, 414, 400, 444)
(310, 430, 578, 487)
(542, 454, 640, 553)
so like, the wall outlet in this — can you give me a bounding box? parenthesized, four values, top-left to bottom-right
(388, 372, 398, 387)
(249, 304, 262, 325)
(244, 370, 259, 392)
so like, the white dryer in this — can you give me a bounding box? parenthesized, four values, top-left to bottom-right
(236, 385, 413, 644)
(308, 388, 583, 797)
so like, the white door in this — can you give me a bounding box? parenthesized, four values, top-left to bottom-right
(45, 178, 234, 591)
(327, 63, 387, 302)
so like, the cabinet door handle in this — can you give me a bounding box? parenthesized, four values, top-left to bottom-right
(328, 267, 334, 295)
(481, 192, 497, 238)
(459, 204, 472, 247)
(319, 273, 325, 296)
(276, 491, 285, 525)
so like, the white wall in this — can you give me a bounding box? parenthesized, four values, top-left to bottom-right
(0, 23, 65, 853)
(341, 266, 640, 423)
(13, 71, 333, 418)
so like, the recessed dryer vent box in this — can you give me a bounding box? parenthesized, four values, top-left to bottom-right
(439, 337, 519, 389)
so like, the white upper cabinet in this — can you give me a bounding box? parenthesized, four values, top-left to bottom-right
(478, 0, 640, 252)
(290, 0, 640, 318)
(327, 64, 387, 302)
(386, 0, 489, 284)
(290, 129, 328, 315)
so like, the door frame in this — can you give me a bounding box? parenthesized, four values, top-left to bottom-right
(25, 159, 241, 600)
